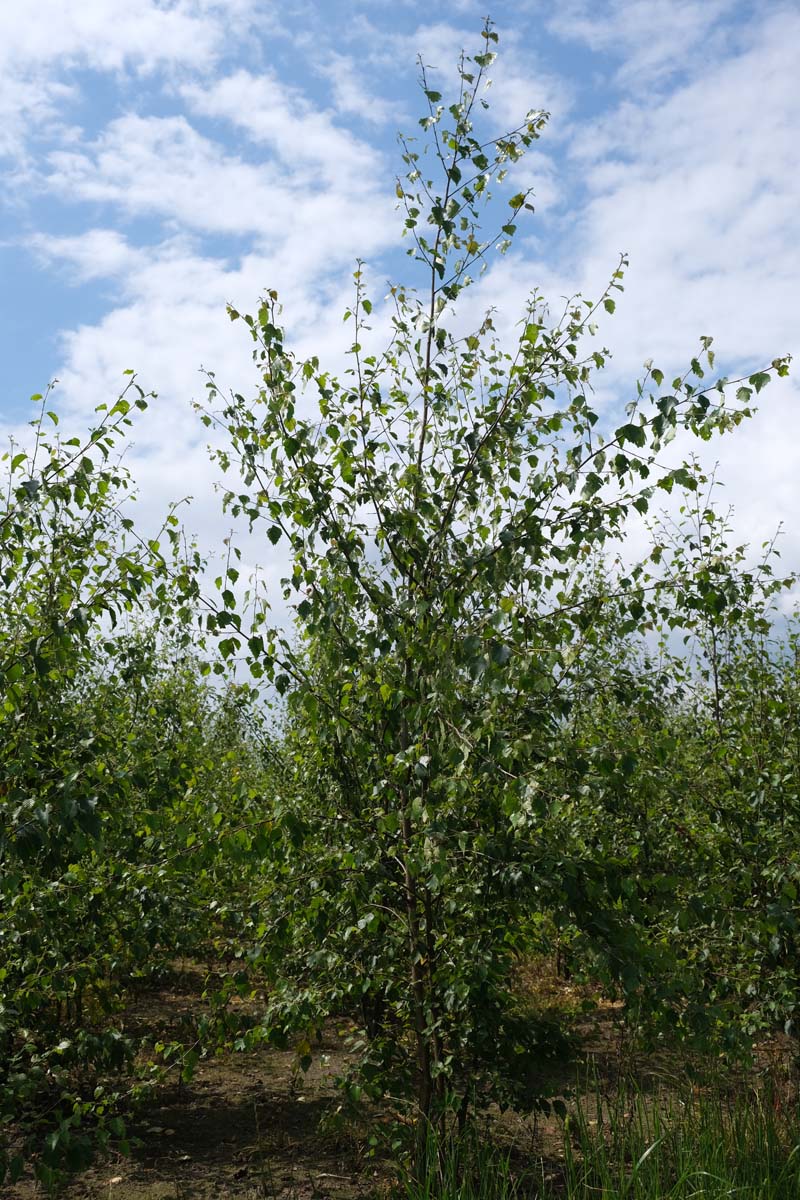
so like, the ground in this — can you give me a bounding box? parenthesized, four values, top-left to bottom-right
(7, 964, 387, 1199)
(5, 960, 795, 1198)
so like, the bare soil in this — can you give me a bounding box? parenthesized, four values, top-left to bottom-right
(6, 959, 796, 1198)
(6, 965, 386, 1200)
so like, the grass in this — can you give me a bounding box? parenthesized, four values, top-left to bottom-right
(561, 1074, 800, 1199)
(396, 1125, 528, 1200)
(398, 1074, 800, 1199)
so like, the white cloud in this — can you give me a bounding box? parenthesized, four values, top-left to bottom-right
(442, 11, 798, 384)
(16, 31, 405, 585)
(552, 8, 800, 566)
(0, 74, 75, 162)
(317, 53, 407, 127)
(560, 9, 800, 370)
(0, 1, 253, 76)
(481, 33, 573, 137)
(29, 229, 137, 282)
(546, 0, 740, 89)
(359, 20, 474, 80)
(180, 69, 379, 183)
(46, 111, 396, 274)
(49, 115, 293, 236)
(0, 1, 262, 163)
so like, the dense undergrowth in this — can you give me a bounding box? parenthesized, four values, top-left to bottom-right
(2, 22, 799, 1195)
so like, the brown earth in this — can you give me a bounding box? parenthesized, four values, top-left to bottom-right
(5, 959, 796, 1199)
(6, 965, 386, 1200)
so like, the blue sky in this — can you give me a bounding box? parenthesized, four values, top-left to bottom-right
(1, 0, 798, 598)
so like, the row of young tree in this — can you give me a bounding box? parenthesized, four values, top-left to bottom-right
(1, 25, 796, 1188)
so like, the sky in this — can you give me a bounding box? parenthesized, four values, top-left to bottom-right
(1, 0, 798, 609)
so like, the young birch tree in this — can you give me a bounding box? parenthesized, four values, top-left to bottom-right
(201, 24, 790, 1132)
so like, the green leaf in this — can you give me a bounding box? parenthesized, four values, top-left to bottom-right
(616, 422, 646, 448)
(491, 643, 512, 667)
(748, 371, 770, 394)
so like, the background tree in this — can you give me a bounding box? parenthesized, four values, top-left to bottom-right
(0, 388, 276, 1188)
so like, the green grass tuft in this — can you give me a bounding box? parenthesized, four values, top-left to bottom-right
(398, 1077, 800, 1199)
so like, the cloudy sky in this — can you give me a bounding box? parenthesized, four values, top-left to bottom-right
(1, 0, 798, 597)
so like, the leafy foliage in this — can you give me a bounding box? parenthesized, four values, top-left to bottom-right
(200, 21, 792, 1137)
(0, 390, 274, 1187)
(1, 22, 797, 1191)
